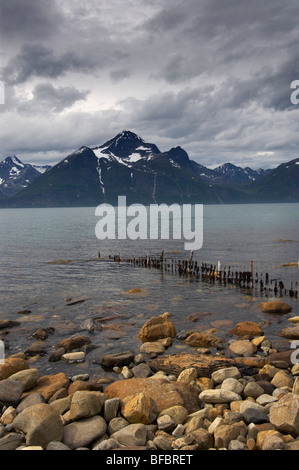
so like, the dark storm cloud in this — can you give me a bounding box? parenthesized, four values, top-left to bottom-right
(0, 0, 298, 168)
(2, 43, 113, 85)
(0, 0, 63, 42)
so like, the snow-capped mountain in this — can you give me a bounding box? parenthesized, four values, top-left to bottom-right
(211, 163, 271, 186)
(0, 156, 51, 197)
(0, 131, 297, 207)
(92, 130, 161, 167)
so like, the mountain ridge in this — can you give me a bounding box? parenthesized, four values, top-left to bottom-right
(0, 131, 298, 207)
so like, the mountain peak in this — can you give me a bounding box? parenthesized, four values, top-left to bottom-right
(5, 155, 25, 167)
(92, 130, 160, 167)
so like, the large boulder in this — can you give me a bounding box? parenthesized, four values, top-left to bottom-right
(0, 357, 30, 381)
(138, 313, 176, 343)
(0, 379, 25, 406)
(230, 321, 263, 337)
(258, 301, 292, 314)
(68, 391, 106, 420)
(62, 415, 107, 449)
(269, 393, 299, 437)
(12, 403, 64, 448)
(121, 392, 158, 424)
(105, 377, 200, 414)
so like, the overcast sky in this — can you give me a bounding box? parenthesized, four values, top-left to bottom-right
(0, 0, 299, 169)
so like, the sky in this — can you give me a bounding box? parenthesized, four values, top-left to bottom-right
(0, 0, 299, 169)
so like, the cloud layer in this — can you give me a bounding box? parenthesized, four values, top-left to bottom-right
(0, 0, 298, 168)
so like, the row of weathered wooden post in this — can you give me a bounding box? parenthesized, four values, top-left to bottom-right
(106, 251, 298, 298)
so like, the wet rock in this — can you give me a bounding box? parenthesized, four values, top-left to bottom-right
(279, 326, 299, 340)
(48, 347, 66, 363)
(53, 336, 91, 352)
(99, 350, 135, 369)
(12, 403, 64, 448)
(230, 321, 263, 337)
(0, 320, 20, 330)
(62, 351, 86, 363)
(185, 331, 222, 348)
(30, 328, 55, 340)
(79, 318, 103, 333)
(25, 342, 47, 357)
(138, 313, 176, 342)
(259, 301, 292, 314)
(139, 341, 165, 356)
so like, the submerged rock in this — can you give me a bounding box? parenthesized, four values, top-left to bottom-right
(258, 301, 292, 314)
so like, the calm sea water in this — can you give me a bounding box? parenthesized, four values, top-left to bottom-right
(0, 203, 298, 376)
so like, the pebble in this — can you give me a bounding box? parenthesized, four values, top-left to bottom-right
(1, 314, 299, 451)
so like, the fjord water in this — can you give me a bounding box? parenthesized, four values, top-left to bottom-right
(0, 203, 298, 376)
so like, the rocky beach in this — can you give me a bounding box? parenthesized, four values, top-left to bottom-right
(1, 300, 299, 452)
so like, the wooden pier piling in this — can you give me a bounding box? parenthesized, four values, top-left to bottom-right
(106, 251, 298, 299)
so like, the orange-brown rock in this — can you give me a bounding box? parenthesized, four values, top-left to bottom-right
(0, 357, 30, 381)
(105, 377, 200, 414)
(68, 380, 103, 394)
(230, 321, 263, 338)
(184, 331, 222, 348)
(138, 313, 176, 343)
(53, 336, 91, 352)
(22, 372, 70, 402)
(258, 301, 292, 314)
(148, 353, 257, 377)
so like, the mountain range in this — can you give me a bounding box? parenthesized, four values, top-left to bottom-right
(0, 156, 50, 198)
(0, 130, 298, 207)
